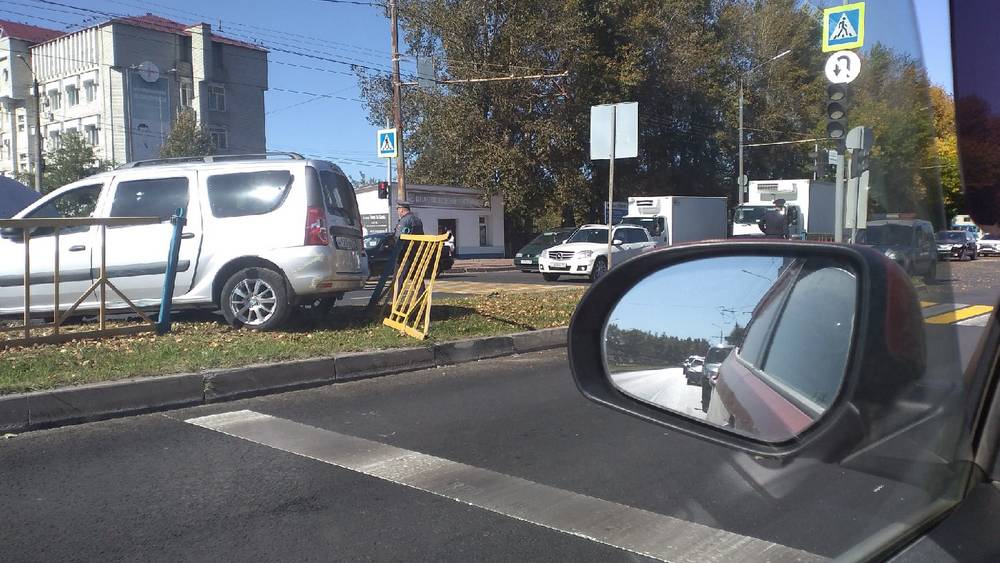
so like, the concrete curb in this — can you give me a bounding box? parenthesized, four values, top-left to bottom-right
(0, 327, 568, 434)
(447, 265, 519, 273)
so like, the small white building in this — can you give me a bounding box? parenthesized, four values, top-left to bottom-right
(356, 184, 505, 258)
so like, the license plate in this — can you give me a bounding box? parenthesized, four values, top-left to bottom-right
(550, 262, 567, 268)
(519, 260, 533, 265)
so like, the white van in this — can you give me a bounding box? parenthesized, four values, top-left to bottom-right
(0, 153, 368, 330)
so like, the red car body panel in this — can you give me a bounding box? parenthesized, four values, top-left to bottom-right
(715, 352, 814, 442)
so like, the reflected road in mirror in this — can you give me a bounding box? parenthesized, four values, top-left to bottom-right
(604, 255, 858, 442)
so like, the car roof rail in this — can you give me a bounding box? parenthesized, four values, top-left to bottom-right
(117, 152, 306, 169)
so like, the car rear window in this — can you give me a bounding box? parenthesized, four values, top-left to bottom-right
(206, 170, 293, 218)
(318, 170, 360, 226)
(110, 177, 189, 220)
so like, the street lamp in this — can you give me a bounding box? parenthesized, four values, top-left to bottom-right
(738, 49, 792, 205)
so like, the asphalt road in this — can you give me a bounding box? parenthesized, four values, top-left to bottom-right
(1, 346, 979, 562)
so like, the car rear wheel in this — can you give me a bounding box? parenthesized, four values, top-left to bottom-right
(542, 273, 560, 281)
(221, 268, 291, 331)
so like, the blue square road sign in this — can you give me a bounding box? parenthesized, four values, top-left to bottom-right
(823, 2, 865, 53)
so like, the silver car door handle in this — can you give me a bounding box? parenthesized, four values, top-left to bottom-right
(68, 245, 86, 252)
(180, 232, 195, 240)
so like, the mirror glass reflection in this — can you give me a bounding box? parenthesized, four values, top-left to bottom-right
(604, 255, 858, 442)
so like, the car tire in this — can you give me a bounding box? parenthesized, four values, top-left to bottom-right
(958, 248, 966, 261)
(590, 258, 608, 282)
(220, 267, 291, 331)
(542, 273, 560, 282)
(923, 260, 937, 284)
(971, 249, 978, 260)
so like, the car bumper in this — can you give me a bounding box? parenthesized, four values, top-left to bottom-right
(978, 246, 999, 255)
(538, 257, 594, 275)
(937, 247, 965, 258)
(514, 257, 539, 270)
(267, 245, 368, 296)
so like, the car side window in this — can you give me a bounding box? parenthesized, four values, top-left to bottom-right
(25, 184, 103, 236)
(109, 177, 189, 221)
(757, 264, 856, 411)
(206, 170, 293, 218)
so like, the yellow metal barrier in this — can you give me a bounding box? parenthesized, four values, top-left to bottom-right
(382, 233, 449, 339)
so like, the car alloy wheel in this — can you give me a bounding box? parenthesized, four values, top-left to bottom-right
(230, 278, 278, 326)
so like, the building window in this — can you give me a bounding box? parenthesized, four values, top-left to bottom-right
(17, 114, 24, 131)
(180, 35, 192, 63)
(213, 42, 224, 69)
(85, 124, 99, 146)
(47, 90, 61, 110)
(48, 130, 61, 149)
(2, 69, 8, 83)
(209, 127, 228, 150)
(84, 80, 97, 102)
(180, 80, 194, 108)
(208, 85, 226, 111)
(67, 85, 79, 107)
(479, 216, 488, 247)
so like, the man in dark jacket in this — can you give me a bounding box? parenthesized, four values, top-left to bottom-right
(758, 198, 790, 239)
(393, 201, 424, 288)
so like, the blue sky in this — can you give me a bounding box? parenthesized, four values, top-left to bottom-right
(1, 0, 952, 180)
(608, 256, 783, 344)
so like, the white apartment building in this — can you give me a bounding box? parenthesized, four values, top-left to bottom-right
(0, 20, 62, 177)
(0, 14, 268, 177)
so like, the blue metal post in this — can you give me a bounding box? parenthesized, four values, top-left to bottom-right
(157, 207, 187, 334)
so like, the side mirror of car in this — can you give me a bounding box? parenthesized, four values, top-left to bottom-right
(568, 241, 926, 461)
(613, 239, 624, 246)
(0, 227, 24, 241)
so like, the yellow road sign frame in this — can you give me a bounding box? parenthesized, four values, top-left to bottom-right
(822, 2, 865, 53)
(382, 233, 448, 339)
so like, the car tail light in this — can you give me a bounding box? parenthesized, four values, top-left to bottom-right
(305, 206, 330, 246)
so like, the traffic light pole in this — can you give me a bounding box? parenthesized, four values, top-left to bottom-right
(834, 153, 845, 243)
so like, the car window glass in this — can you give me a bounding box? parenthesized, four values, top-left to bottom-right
(24, 184, 103, 236)
(737, 263, 800, 367)
(318, 170, 359, 226)
(759, 264, 857, 410)
(567, 228, 607, 244)
(206, 170, 292, 218)
(109, 177, 189, 220)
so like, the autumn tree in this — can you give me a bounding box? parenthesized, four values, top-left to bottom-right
(160, 108, 214, 158)
(17, 130, 113, 194)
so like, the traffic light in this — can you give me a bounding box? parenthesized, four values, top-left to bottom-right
(377, 181, 389, 199)
(826, 84, 849, 144)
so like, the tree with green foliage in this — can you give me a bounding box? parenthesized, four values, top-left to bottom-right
(159, 108, 214, 159)
(16, 130, 113, 194)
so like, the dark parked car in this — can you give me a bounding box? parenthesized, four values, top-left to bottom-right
(936, 230, 978, 261)
(513, 228, 576, 272)
(364, 233, 453, 277)
(861, 220, 938, 282)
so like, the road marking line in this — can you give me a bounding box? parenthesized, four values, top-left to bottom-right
(925, 305, 994, 325)
(186, 410, 823, 563)
(957, 314, 992, 327)
(920, 301, 936, 308)
(921, 302, 964, 318)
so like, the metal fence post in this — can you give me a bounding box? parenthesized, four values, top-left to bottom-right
(156, 208, 187, 335)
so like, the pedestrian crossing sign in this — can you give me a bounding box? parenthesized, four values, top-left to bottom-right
(823, 2, 865, 53)
(377, 128, 398, 158)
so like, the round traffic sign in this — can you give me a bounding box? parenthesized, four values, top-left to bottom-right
(825, 51, 861, 84)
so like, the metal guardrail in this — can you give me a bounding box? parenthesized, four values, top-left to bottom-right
(0, 216, 162, 348)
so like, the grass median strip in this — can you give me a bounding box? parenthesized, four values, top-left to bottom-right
(0, 288, 584, 395)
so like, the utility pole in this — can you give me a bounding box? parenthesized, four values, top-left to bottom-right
(737, 78, 744, 205)
(18, 55, 43, 192)
(389, 0, 406, 202)
(30, 78, 42, 193)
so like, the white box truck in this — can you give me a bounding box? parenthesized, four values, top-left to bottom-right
(618, 196, 728, 245)
(731, 179, 836, 239)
